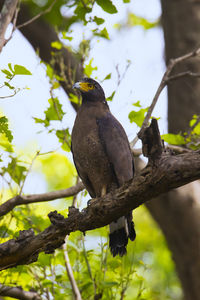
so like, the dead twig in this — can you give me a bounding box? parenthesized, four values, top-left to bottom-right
(130, 46, 200, 148)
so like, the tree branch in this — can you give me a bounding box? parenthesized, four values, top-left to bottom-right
(0, 283, 41, 300)
(17, 0, 57, 29)
(0, 182, 84, 217)
(0, 0, 18, 52)
(0, 119, 200, 271)
(130, 46, 200, 148)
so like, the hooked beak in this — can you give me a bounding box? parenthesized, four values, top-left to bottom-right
(72, 82, 81, 89)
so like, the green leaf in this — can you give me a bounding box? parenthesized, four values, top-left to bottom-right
(46, 64, 54, 80)
(129, 107, 148, 127)
(8, 63, 14, 73)
(56, 129, 71, 152)
(123, 0, 130, 2)
(84, 58, 97, 77)
(62, 32, 73, 41)
(74, 4, 91, 21)
(106, 91, 115, 101)
(189, 115, 200, 135)
(45, 97, 65, 122)
(51, 41, 63, 50)
(1, 69, 13, 79)
(94, 27, 110, 39)
(0, 116, 13, 142)
(6, 157, 27, 185)
(69, 93, 79, 104)
(33, 117, 49, 127)
(14, 65, 32, 75)
(133, 100, 142, 108)
(0, 135, 13, 152)
(4, 82, 15, 90)
(103, 73, 111, 80)
(128, 13, 158, 30)
(162, 133, 186, 145)
(101, 281, 118, 287)
(96, 0, 117, 14)
(93, 16, 105, 25)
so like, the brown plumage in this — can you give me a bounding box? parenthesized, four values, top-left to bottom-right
(71, 78, 136, 256)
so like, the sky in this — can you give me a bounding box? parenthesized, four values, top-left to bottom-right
(0, 0, 167, 194)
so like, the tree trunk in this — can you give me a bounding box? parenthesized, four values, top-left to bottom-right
(146, 1, 200, 299)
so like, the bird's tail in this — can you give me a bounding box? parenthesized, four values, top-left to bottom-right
(109, 212, 136, 257)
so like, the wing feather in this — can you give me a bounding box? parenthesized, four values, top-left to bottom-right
(97, 113, 134, 186)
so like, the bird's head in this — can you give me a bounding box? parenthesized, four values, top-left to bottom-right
(73, 78, 106, 103)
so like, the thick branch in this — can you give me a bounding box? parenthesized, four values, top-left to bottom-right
(0, 0, 18, 52)
(0, 283, 41, 300)
(0, 120, 200, 270)
(0, 182, 84, 217)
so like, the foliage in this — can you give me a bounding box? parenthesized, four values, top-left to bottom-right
(128, 101, 149, 127)
(0, 63, 32, 99)
(0, 0, 191, 299)
(114, 12, 159, 31)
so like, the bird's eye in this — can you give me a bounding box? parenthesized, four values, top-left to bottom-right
(88, 84, 94, 89)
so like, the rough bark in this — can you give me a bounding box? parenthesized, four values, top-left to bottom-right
(0, 0, 18, 52)
(161, 0, 200, 134)
(146, 1, 200, 300)
(0, 283, 42, 300)
(0, 181, 84, 217)
(0, 119, 200, 271)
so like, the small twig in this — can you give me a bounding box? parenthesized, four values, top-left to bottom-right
(19, 151, 40, 196)
(0, 89, 19, 99)
(17, 0, 57, 29)
(82, 236, 97, 296)
(0, 182, 84, 217)
(167, 71, 200, 82)
(130, 46, 200, 148)
(62, 179, 82, 300)
(63, 236, 82, 300)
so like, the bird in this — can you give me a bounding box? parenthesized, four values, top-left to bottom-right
(71, 77, 136, 256)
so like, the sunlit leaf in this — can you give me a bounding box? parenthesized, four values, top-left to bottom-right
(45, 97, 65, 122)
(133, 100, 142, 108)
(94, 27, 110, 39)
(93, 16, 105, 25)
(106, 91, 115, 101)
(51, 41, 63, 50)
(5, 157, 27, 185)
(103, 73, 111, 81)
(96, 0, 117, 14)
(84, 58, 97, 77)
(1, 69, 13, 79)
(56, 129, 71, 152)
(128, 107, 148, 127)
(0, 116, 13, 142)
(162, 133, 186, 145)
(14, 65, 32, 75)
(4, 82, 15, 90)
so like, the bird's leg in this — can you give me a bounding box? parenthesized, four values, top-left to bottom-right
(87, 185, 107, 206)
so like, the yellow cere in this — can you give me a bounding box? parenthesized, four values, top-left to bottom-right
(80, 82, 95, 92)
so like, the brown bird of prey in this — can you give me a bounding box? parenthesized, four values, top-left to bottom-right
(71, 78, 136, 256)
